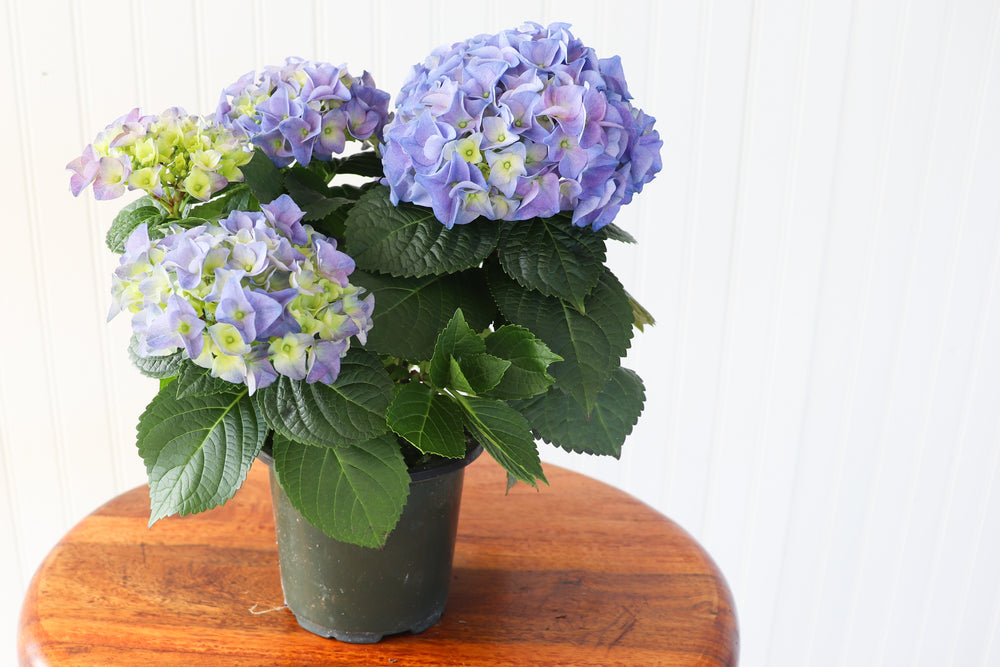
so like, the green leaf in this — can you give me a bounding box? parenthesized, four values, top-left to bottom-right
(240, 149, 285, 204)
(188, 182, 252, 220)
(255, 349, 393, 447)
(329, 151, 384, 178)
(483, 325, 563, 400)
(386, 382, 466, 457)
(308, 183, 370, 238)
(283, 166, 352, 222)
(428, 309, 486, 388)
(455, 395, 546, 488)
(353, 270, 496, 361)
(175, 362, 238, 399)
(137, 385, 264, 524)
(272, 432, 409, 548)
(452, 354, 510, 395)
(515, 366, 645, 458)
(303, 195, 353, 222)
(345, 186, 500, 278)
(128, 336, 183, 379)
(326, 183, 371, 200)
(599, 222, 638, 244)
(497, 217, 607, 312)
(174, 216, 211, 229)
(489, 265, 633, 415)
(283, 164, 331, 195)
(106, 198, 167, 253)
(446, 357, 476, 394)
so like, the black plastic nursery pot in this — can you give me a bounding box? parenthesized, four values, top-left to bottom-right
(260, 444, 482, 643)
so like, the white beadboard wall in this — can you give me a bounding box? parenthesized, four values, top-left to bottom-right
(2, 1, 999, 665)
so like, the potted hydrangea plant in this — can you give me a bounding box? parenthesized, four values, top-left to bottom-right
(68, 22, 661, 643)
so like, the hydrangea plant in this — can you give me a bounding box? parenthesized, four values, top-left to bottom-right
(69, 22, 659, 549)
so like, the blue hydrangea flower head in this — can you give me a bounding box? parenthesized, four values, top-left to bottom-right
(216, 57, 392, 167)
(108, 198, 374, 392)
(381, 22, 663, 230)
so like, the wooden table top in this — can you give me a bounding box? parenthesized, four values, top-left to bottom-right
(19, 457, 739, 666)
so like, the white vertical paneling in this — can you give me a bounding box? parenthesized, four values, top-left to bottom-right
(700, 1, 849, 664)
(3, 0, 76, 581)
(4, 2, 1000, 665)
(197, 2, 260, 99)
(65, 1, 155, 497)
(603, 0, 659, 499)
(768, 0, 907, 662)
(619, 1, 705, 516)
(883, 1, 1000, 663)
(2, 0, 72, 653)
(703, 0, 809, 569)
(739, 0, 855, 661)
(0, 406, 24, 662)
(943, 10, 1000, 662)
(814, 0, 959, 663)
(380, 0, 436, 85)
(662, 0, 754, 540)
(817, 1, 1000, 665)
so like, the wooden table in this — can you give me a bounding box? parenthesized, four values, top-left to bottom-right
(19, 458, 739, 666)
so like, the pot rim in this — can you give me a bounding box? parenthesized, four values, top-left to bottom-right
(257, 440, 484, 483)
(409, 441, 483, 482)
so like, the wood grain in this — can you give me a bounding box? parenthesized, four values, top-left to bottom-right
(18, 458, 739, 666)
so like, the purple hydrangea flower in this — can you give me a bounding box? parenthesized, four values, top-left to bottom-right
(145, 295, 206, 359)
(381, 22, 662, 230)
(107, 197, 374, 392)
(216, 57, 391, 167)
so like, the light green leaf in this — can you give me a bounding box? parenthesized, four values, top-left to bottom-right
(272, 433, 410, 548)
(254, 349, 392, 447)
(386, 382, 466, 458)
(447, 357, 476, 394)
(629, 291, 657, 331)
(497, 217, 607, 312)
(175, 362, 237, 399)
(174, 216, 211, 229)
(428, 309, 486, 388)
(188, 182, 252, 220)
(515, 366, 645, 458)
(345, 186, 499, 278)
(106, 198, 166, 253)
(137, 386, 264, 524)
(456, 395, 546, 488)
(452, 353, 510, 395)
(128, 336, 183, 379)
(483, 325, 562, 400)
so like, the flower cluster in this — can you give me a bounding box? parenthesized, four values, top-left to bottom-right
(216, 57, 392, 168)
(381, 22, 662, 230)
(67, 107, 252, 216)
(109, 195, 374, 393)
